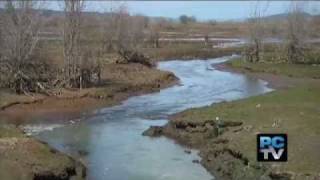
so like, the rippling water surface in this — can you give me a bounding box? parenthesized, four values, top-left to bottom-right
(31, 56, 272, 180)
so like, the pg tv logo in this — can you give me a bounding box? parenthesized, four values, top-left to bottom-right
(257, 134, 287, 162)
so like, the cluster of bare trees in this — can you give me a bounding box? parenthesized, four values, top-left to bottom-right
(0, 1, 46, 93)
(245, 2, 266, 63)
(285, 2, 308, 63)
(245, 1, 313, 64)
(0, 0, 158, 94)
(101, 4, 155, 66)
(63, 0, 85, 88)
(102, 4, 146, 52)
(0, 0, 94, 93)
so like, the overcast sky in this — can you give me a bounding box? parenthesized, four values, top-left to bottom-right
(46, 1, 319, 21)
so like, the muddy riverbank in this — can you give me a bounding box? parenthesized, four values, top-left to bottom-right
(0, 125, 86, 180)
(0, 63, 178, 124)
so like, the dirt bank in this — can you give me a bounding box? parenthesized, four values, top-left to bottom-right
(0, 125, 86, 180)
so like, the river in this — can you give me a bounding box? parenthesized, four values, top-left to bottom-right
(26, 56, 272, 180)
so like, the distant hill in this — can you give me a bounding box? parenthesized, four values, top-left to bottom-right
(247, 12, 314, 22)
(264, 12, 312, 21)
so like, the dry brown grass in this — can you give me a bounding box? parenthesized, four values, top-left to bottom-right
(144, 44, 243, 61)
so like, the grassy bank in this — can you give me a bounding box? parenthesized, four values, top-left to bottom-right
(228, 58, 320, 79)
(156, 59, 320, 179)
(0, 125, 86, 180)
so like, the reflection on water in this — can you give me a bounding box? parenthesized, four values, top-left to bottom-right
(32, 56, 272, 180)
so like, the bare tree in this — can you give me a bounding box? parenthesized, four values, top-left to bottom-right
(0, 2, 3, 60)
(101, 4, 130, 53)
(103, 3, 147, 52)
(149, 21, 162, 48)
(245, 1, 268, 63)
(129, 15, 146, 49)
(285, 1, 308, 63)
(63, 0, 85, 88)
(0, 0, 43, 93)
(110, 5, 151, 66)
(101, 1, 118, 52)
(203, 23, 212, 47)
(114, 4, 131, 52)
(148, 18, 169, 48)
(103, 19, 117, 52)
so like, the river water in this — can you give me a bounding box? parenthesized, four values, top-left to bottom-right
(29, 56, 272, 180)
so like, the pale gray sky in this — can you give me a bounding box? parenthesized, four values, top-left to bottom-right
(38, 1, 320, 21)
